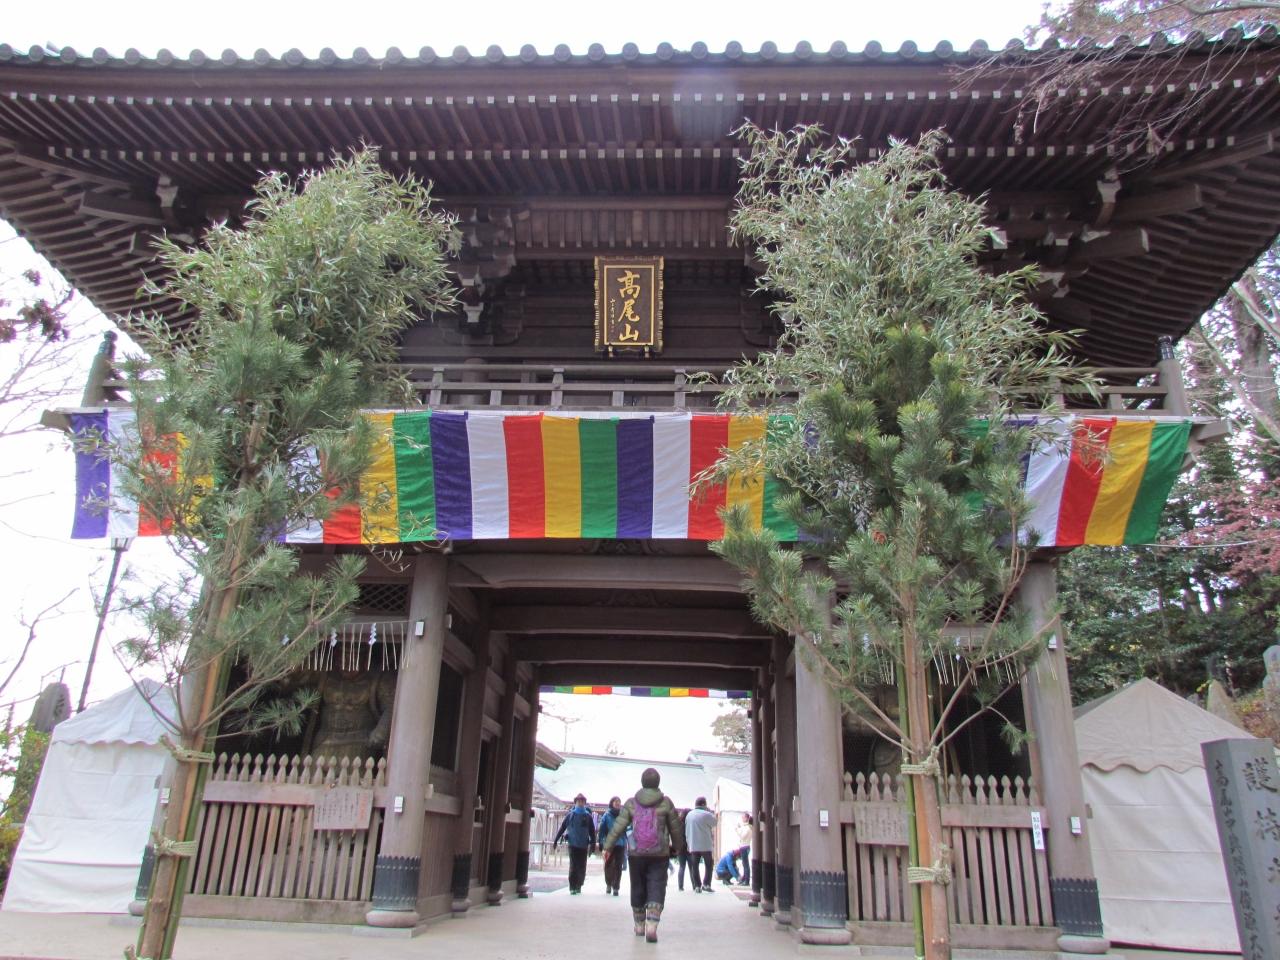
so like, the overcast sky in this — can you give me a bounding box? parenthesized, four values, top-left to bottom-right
(0, 0, 1046, 760)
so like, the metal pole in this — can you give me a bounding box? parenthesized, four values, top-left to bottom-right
(78, 537, 129, 713)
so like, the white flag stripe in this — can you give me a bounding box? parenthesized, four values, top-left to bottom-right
(650, 413, 692, 537)
(1023, 419, 1073, 548)
(286, 447, 325, 543)
(106, 409, 140, 538)
(467, 412, 510, 539)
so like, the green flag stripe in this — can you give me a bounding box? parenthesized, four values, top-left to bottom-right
(579, 418, 618, 538)
(1122, 420, 1191, 544)
(393, 412, 435, 542)
(762, 415, 799, 540)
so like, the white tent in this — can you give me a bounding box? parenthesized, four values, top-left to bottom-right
(1075, 678, 1244, 952)
(712, 776, 751, 858)
(3, 680, 172, 914)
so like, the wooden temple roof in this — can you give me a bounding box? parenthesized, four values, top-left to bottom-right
(2, 34, 1280, 366)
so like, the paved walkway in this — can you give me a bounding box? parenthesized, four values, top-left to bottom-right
(0, 883, 834, 960)
(0, 886, 1241, 960)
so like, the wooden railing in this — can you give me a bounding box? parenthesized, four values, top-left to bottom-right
(188, 753, 387, 907)
(842, 771, 1055, 948)
(396, 361, 1182, 415)
(85, 335, 1184, 417)
(400, 362, 729, 411)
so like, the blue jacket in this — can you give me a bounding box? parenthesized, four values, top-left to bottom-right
(554, 804, 596, 849)
(598, 808, 626, 849)
(715, 851, 740, 880)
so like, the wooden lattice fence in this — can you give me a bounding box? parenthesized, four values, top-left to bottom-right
(188, 753, 387, 908)
(842, 771, 1056, 948)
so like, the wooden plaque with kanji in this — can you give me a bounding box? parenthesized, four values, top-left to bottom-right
(594, 256, 664, 356)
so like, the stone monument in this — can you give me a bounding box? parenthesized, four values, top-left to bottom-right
(1203, 737, 1280, 960)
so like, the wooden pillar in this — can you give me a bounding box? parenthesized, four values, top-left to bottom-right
(366, 554, 448, 929)
(793, 638, 853, 945)
(758, 663, 778, 917)
(1156, 335, 1190, 415)
(1019, 560, 1109, 954)
(515, 673, 540, 898)
(748, 669, 765, 908)
(485, 648, 519, 904)
(772, 637, 798, 928)
(449, 629, 492, 915)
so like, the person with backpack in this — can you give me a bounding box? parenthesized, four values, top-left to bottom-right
(553, 793, 597, 895)
(601, 767, 685, 942)
(597, 795, 627, 896)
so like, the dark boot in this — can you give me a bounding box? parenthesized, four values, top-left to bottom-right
(645, 901, 662, 942)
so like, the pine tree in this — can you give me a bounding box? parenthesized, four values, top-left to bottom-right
(713, 127, 1093, 960)
(95, 151, 458, 960)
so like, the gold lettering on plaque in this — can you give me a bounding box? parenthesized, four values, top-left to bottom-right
(595, 257, 663, 356)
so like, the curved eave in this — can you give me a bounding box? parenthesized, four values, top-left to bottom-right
(1, 36, 1279, 366)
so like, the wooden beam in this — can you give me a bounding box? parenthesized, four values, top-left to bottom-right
(538, 664, 756, 690)
(1068, 227, 1149, 265)
(491, 605, 769, 639)
(77, 190, 164, 226)
(512, 637, 770, 667)
(8, 139, 135, 190)
(1147, 132, 1276, 184)
(1112, 183, 1203, 222)
(512, 245, 743, 261)
(1038, 296, 1093, 328)
(452, 555, 744, 592)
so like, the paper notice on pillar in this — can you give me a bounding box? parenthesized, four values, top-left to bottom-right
(1030, 811, 1045, 851)
(314, 786, 374, 831)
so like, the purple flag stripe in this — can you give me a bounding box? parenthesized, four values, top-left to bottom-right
(70, 413, 110, 539)
(616, 417, 654, 538)
(430, 412, 473, 540)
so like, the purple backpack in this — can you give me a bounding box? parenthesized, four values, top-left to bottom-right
(629, 803, 662, 854)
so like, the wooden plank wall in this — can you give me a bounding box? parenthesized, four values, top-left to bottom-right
(187, 753, 386, 904)
(399, 267, 770, 365)
(842, 772, 1054, 936)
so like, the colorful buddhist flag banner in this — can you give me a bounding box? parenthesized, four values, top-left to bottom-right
(68, 409, 1191, 548)
(1021, 416, 1191, 547)
(540, 685, 753, 699)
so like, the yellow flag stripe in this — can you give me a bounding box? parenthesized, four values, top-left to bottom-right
(542, 416, 582, 538)
(726, 415, 766, 528)
(361, 412, 400, 544)
(1084, 420, 1155, 546)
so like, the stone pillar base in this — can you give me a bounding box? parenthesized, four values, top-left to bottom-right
(797, 926, 852, 945)
(759, 897, 776, 916)
(369, 854, 421, 926)
(127, 899, 146, 917)
(773, 908, 792, 927)
(1058, 934, 1111, 954)
(365, 908, 420, 928)
(485, 851, 504, 905)
(515, 851, 531, 898)
(450, 897, 471, 915)
(748, 892, 760, 907)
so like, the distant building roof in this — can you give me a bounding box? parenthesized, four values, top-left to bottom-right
(687, 749, 752, 786)
(534, 741, 564, 770)
(535, 752, 726, 809)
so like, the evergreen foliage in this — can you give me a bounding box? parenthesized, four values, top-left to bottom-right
(713, 127, 1091, 751)
(109, 150, 458, 738)
(98, 150, 458, 960)
(712, 127, 1098, 959)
